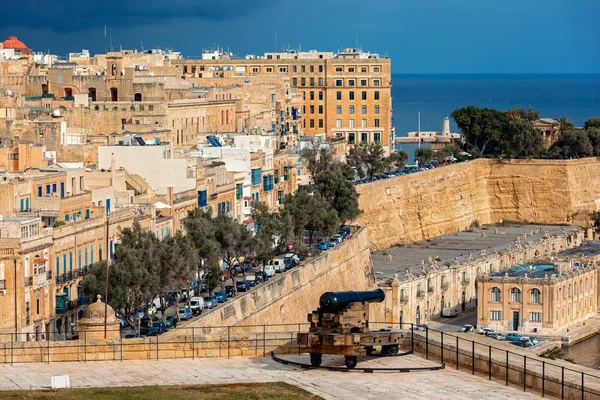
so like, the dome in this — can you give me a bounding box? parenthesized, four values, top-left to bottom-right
(80, 294, 119, 324)
(2, 36, 32, 54)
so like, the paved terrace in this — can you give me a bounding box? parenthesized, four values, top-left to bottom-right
(372, 224, 576, 280)
(0, 355, 541, 399)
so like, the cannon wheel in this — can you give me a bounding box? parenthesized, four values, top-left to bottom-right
(386, 344, 399, 356)
(365, 346, 374, 356)
(309, 352, 322, 367)
(345, 355, 358, 369)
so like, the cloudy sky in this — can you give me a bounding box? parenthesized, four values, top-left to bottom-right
(2, 0, 598, 73)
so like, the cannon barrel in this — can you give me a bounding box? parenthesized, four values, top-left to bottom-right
(319, 289, 385, 313)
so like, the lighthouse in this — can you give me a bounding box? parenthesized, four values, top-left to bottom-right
(442, 115, 450, 137)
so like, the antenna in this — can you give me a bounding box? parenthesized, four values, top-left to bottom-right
(356, 34, 358, 50)
(141, 37, 144, 52)
(104, 25, 107, 53)
(109, 27, 113, 52)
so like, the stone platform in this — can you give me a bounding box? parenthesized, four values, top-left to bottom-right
(0, 355, 543, 399)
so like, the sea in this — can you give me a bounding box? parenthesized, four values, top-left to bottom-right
(392, 74, 600, 162)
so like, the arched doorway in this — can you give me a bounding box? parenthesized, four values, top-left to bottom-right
(440, 295, 445, 314)
(88, 88, 97, 101)
(134, 92, 142, 102)
(41, 84, 48, 94)
(110, 87, 118, 102)
(416, 305, 421, 325)
(462, 291, 466, 311)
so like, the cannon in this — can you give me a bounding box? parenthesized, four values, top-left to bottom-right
(297, 289, 404, 369)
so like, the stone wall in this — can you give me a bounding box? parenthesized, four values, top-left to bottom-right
(182, 226, 378, 330)
(356, 158, 600, 250)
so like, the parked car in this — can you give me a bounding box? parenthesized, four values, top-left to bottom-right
(505, 332, 522, 341)
(461, 324, 474, 333)
(441, 307, 458, 317)
(272, 257, 286, 273)
(315, 241, 330, 251)
(517, 338, 534, 347)
(235, 280, 251, 292)
(529, 336, 541, 345)
(125, 332, 140, 338)
(178, 308, 193, 321)
(140, 315, 166, 334)
(255, 271, 268, 282)
(213, 291, 228, 303)
(330, 234, 343, 245)
(262, 265, 275, 277)
(340, 226, 351, 238)
(140, 325, 162, 337)
(224, 285, 236, 297)
(165, 315, 176, 328)
(203, 296, 217, 309)
(413, 324, 428, 331)
(233, 264, 244, 274)
(487, 332, 504, 340)
(478, 327, 495, 336)
(246, 274, 258, 286)
(189, 297, 205, 315)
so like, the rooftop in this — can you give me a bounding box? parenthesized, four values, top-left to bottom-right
(372, 224, 577, 281)
(489, 263, 556, 279)
(558, 240, 600, 258)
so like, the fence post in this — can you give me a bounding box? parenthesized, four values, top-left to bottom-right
(156, 335, 159, 361)
(297, 323, 301, 355)
(488, 346, 492, 380)
(581, 372, 584, 400)
(441, 332, 444, 364)
(456, 336, 459, 370)
(542, 361, 545, 397)
(410, 324, 414, 354)
(83, 330, 87, 362)
(562, 366, 565, 400)
(523, 355, 526, 391)
(263, 324, 266, 357)
(471, 341, 475, 375)
(10, 332, 14, 366)
(192, 327, 195, 360)
(505, 351, 509, 386)
(227, 325, 230, 359)
(425, 326, 429, 360)
(47, 333, 51, 364)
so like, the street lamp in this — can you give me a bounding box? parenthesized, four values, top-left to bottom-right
(103, 212, 110, 338)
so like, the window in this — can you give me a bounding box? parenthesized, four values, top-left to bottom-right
(335, 79, 343, 86)
(531, 288, 541, 304)
(335, 66, 343, 72)
(510, 287, 521, 303)
(292, 77, 297, 86)
(530, 312, 542, 322)
(361, 91, 367, 100)
(349, 105, 355, 114)
(374, 105, 380, 114)
(490, 310, 501, 320)
(349, 91, 355, 100)
(491, 287, 501, 302)
(318, 91, 323, 100)
(374, 119, 380, 128)
(348, 132, 355, 145)
(301, 65, 306, 72)
(310, 65, 314, 73)
(318, 105, 323, 114)
(310, 105, 314, 114)
(348, 79, 355, 87)
(373, 132, 381, 144)
(336, 91, 342, 100)
(252, 67, 259, 73)
(361, 105, 367, 114)
(279, 67, 287, 73)
(373, 66, 380, 73)
(318, 77, 323, 86)
(301, 78, 306, 86)
(336, 119, 342, 128)
(374, 91, 380, 100)
(347, 66, 355, 73)
(361, 119, 367, 128)
(266, 67, 273, 73)
(318, 119, 323, 128)
(310, 119, 315, 128)
(319, 65, 323, 72)
(361, 67, 367, 73)
(336, 105, 342, 114)
(292, 65, 297, 73)
(349, 119, 355, 128)
(360, 79, 367, 86)
(310, 91, 315, 100)
(310, 77, 315, 86)
(361, 132, 368, 144)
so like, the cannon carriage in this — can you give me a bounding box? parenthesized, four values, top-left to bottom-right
(297, 289, 404, 369)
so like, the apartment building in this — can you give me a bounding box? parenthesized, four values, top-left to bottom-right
(172, 48, 393, 154)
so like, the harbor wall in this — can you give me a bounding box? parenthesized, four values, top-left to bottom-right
(356, 158, 600, 250)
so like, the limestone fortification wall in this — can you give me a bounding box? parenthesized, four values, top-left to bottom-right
(357, 158, 600, 250)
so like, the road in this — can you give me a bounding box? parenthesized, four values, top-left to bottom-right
(427, 310, 477, 332)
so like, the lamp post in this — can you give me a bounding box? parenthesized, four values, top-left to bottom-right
(104, 213, 109, 339)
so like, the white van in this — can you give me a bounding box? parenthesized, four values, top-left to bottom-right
(262, 265, 275, 277)
(272, 257, 286, 273)
(189, 297, 204, 315)
(441, 307, 458, 317)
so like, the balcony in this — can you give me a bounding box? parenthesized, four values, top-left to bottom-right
(56, 294, 68, 314)
(399, 296, 408, 303)
(24, 276, 33, 287)
(461, 277, 471, 285)
(441, 282, 449, 291)
(416, 290, 425, 299)
(427, 286, 434, 294)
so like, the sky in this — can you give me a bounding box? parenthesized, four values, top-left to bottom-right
(2, 0, 599, 73)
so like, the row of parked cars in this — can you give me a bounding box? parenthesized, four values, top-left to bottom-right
(314, 226, 352, 251)
(462, 325, 541, 347)
(353, 162, 443, 185)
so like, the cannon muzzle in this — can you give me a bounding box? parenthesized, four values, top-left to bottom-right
(319, 289, 385, 313)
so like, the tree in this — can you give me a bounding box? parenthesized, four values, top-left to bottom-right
(347, 143, 386, 180)
(212, 213, 255, 279)
(415, 148, 434, 167)
(505, 106, 540, 122)
(503, 116, 545, 158)
(183, 208, 222, 291)
(452, 106, 508, 157)
(586, 128, 600, 156)
(435, 145, 460, 163)
(301, 141, 333, 182)
(386, 150, 409, 170)
(556, 115, 575, 136)
(81, 222, 158, 331)
(549, 128, 593, 159)
(591, 211, 600, 236)
(252, 201, 291, 266)
(313, 163, 361, 224)
(584, 117, 600, 130)
(282, 190, 338, 246)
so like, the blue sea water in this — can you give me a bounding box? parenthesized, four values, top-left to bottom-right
(392, 74, 600, 162)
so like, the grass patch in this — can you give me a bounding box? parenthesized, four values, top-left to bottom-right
(1, 382, 322, 400)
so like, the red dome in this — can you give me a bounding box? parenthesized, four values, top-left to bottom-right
(2, 36, 31, 54)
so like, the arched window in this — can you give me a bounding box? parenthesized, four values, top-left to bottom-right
(400, 288, 405, 300)
(568, 284, 572, 297)
(510, 287, 521, 303)
(562, 285, 566, 299)
(585, 278, 588, 292)
(574, 283, 577, 297)
(427, 278, 431, 292)
(491, 287, 501, 302)
(461, 271, 466, 282)
(476, 267, 480, 276)
(416, 284, 422, 297)
(531, 288, 541, 304)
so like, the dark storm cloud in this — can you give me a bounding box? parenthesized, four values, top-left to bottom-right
(4, 0, 276, 33)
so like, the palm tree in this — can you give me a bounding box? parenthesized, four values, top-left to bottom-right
(556, 115, 574, 136)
